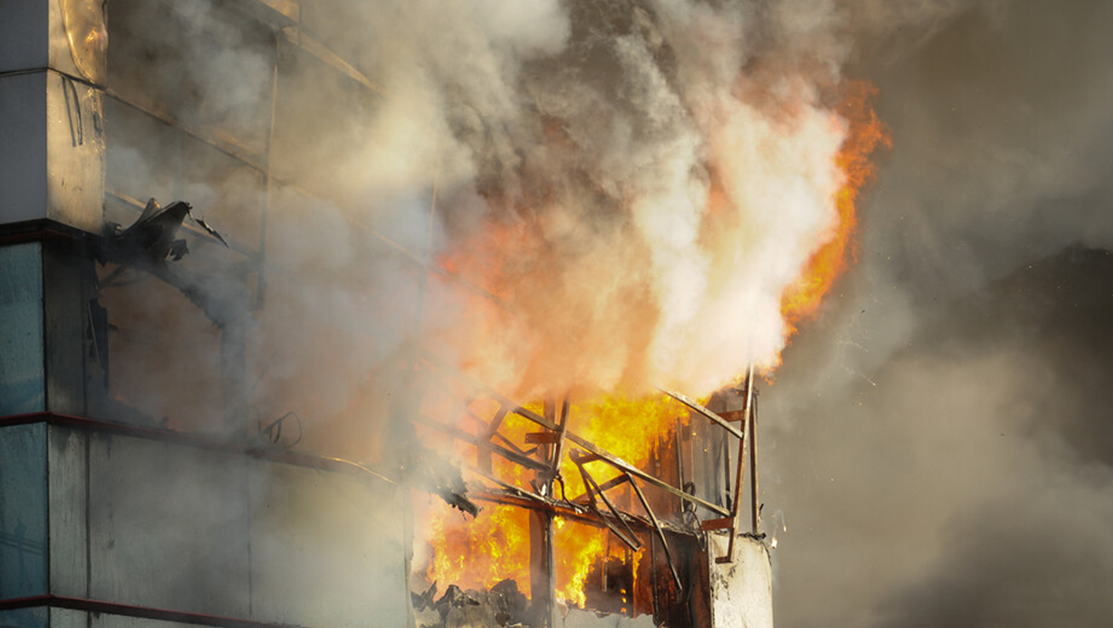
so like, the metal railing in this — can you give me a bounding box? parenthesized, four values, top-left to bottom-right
(411, 348, 763, 589)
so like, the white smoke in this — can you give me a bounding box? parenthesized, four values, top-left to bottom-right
(761, 1, 1113, 627)
(294, 0, 866, 397)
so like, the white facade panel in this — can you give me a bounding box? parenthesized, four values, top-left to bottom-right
(708, 536, 774, 628)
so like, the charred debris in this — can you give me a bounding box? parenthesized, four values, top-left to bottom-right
(94, 196, 244, 324)
(412, 581, 531, 628)
(100, 197, 228, 265)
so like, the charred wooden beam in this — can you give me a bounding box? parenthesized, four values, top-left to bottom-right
(674, 415, 688, 515)
(750, 394, 760, 535)
(478, 406, 516, 473)
(524, 432, 561, 444)
(575, 463, 641, 551)
(420, 354, 731, 516)
(462, 463, 552, 505)
(492, 431, 530, 455)
(699, 518, 734, 531)
(569, 474, 628, 505)
(466, 489, 697, 537)
(529, 511, 556, 628)
(486, 405, 511, 439)
(529, 399, 559, 628)
(625, 472, 682, 590)
(566, 432, 730, 517)
(715, 364, 754, 563)
(548, 397, 571, 487)
(413, 413, 549, 472)
(659, 388, 743, 440)
(573, 452, 641, 550)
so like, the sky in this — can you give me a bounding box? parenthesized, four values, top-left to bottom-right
(762, 2, 1113, 626)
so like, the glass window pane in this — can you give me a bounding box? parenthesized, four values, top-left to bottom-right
(0, 607, 48, 628)
(0, 242, 45, 415)
(0, 423, 48, 598)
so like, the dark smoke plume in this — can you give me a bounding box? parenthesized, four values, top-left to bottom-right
(764, 1, 1113, 627)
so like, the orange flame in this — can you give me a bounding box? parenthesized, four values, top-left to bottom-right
(426, 503, 532, 596)
(780, 81, 891, 333)
(554, 519, 606, 607)
(422, 401, 537, 595)
(420, 81, 888, 609)
(421, 394, 687, 606)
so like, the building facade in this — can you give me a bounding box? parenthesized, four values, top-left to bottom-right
(0, 2, 773, 627)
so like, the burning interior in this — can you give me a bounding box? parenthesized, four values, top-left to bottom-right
(0, 1, 887, 627)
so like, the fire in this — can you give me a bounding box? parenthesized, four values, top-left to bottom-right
(554, 519, 605, 607)
(552, 395, 687, 605)
(420, 395, 688, 606)
(417, 74, 887, 609)
(780, 82, 891, 332)
(426, 503, 532, 597)
(420, 401, 539, 595)
(558, 395, 688, 495)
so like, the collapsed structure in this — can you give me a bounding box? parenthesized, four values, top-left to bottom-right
(1, 1, 778, 627)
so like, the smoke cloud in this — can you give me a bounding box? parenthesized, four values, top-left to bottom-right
(248, 0, 877, 402)
(764, 1, 1113, 626)
(102, 0, 883, 429)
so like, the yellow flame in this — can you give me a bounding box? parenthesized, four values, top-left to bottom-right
(421, 81, 888, 608)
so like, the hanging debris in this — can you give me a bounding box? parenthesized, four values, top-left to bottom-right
(100, 197, 228, 265)
(411, 446, 481, 518)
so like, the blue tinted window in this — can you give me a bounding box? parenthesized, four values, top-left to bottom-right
(0, 423, 48, 598)
(0, 607, 48, 628)
(0, 242, 44, 415)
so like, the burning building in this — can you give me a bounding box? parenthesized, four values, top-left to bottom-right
(1, 1, 885, 627)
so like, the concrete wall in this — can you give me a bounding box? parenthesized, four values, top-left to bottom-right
(0, 0, 106, 82)
(0, 69, 105, 234)
(561, 609, 656, 628)
(1, 422, 411, 628)
(0, 0, 105, 234)
(707, 535, 773, 628)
